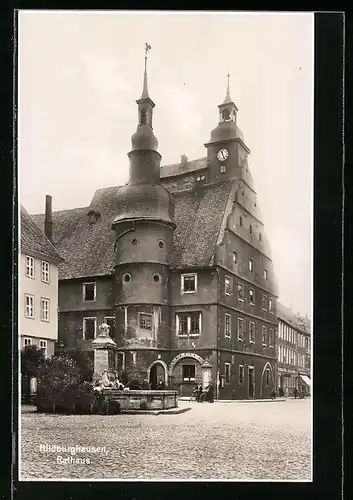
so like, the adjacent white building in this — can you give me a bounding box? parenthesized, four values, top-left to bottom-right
(20, 199, 63, 357)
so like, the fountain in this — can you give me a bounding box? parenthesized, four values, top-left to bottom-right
(91, 323, 179, 411)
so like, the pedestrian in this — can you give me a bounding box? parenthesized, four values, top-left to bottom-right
(293, 388, 298, 399)
(192, 384, 200, 402)
(270, 386, 276, 400)
(206, 383, 214, 403)
(278, 387, 284, 397)
(198, 383, 203, 402)
(157, 378, 165, 390)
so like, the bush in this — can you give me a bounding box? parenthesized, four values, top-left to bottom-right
(120, 371, 129, 387)
(36, 356, 81, 413)
(35, 355, 121, 414)
(127, 373, 145, 390)
(65, 348, 94, 382)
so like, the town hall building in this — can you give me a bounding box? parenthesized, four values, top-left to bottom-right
(33, 55, 278, 400)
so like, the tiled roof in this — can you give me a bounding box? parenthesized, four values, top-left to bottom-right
(277, 302, 311, 334)
(20, 205, 63, 262)
(160, 157, 207, 178)
(171, 181, 232, 268)
(32, 181, 232, 280)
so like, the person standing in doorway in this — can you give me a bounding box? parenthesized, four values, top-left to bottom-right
(157, 378, 165, 390)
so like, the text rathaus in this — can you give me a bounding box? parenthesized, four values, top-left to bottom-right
(33, 54, 278, 400)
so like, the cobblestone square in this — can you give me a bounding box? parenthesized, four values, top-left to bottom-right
(20, 399, 311, 481)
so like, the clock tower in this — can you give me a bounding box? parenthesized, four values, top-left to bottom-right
(205, 74, 250, 182)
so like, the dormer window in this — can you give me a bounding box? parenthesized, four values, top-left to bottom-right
(196, 173, 207, 182)
(87, 210, 100, 224)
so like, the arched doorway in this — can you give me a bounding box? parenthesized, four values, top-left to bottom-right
(260, 362, 274, 398)
(169, 353, 204, 397)
(148, 360, 168, 389)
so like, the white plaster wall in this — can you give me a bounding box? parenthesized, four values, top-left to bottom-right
(19, 253, 59, 342)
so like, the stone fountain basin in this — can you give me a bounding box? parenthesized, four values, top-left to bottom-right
(100, 389, 178, 411)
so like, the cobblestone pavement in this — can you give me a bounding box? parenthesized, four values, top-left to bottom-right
(20, 399, 311, 481)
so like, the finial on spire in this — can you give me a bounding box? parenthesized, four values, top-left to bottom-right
(140, 43, 152, 100)
(222, 73, 233, 105)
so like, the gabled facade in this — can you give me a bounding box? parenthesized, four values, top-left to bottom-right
(32, 64, 278, 399)
(20, 201, 63, 357)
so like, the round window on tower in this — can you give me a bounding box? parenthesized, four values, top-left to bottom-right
(122, 273, 132, 283)
(132, 239, 137, 245)
(153, 274, 161, 284)
(158, 240, 165, 249)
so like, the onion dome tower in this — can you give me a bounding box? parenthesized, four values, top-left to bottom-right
(112, 44, 175, 358)
(205, 74, 250, 182)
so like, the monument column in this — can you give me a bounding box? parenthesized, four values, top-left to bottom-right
(91, 323, 118, 377)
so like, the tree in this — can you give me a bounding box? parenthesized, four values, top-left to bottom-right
(21, 345, 44, 378)
(64, 347, 94, 382)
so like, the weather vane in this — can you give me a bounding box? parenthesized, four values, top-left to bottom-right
(144, 43, 151, 72)
(145, 42, 152, 56)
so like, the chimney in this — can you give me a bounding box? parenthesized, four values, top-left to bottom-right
(44, 194, 53, 242)
(180, 154, 188, 167)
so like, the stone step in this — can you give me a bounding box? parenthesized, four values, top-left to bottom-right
(178, 397, 288, 403)
(120, 406, 192, 415)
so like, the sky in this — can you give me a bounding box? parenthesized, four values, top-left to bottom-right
(18, 11, 314, 318)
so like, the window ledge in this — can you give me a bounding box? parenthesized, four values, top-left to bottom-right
(40, 319, 50, 323)
(26, 275, 35, 280)
(238, 338, 243, 342)
(83, 300, 96, 303)
(225, 293, 232, 297)
(250, 340, 255, 344)
(25, 316, 35, 320)
(238, 299, 244, 303)
(225, 335, 231, 339)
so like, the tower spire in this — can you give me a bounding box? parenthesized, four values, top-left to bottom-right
(140, 42, 151, 100)
(222, 73, 233, 105)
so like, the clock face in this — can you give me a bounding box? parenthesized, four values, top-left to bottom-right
(217, 148, 229, 162)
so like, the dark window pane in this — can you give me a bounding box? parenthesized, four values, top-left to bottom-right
(183, 276, 195, 292)
(190, 313, 200, 334)
(84, 284, 95, 301)
(182, 364, 195, 380)
(178, 314, 188, 334)
(239, 366, 244, 383)
(84, 319, 95, 339)
(139, 314, 152, 330)
(225, 364, 231, 383)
